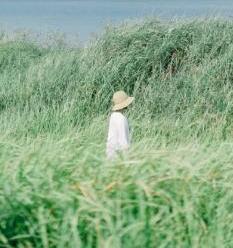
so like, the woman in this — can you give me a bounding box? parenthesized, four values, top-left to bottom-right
(106, 90, 134, 159)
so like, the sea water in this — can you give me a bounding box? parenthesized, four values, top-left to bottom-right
(0, 0, 232, 43)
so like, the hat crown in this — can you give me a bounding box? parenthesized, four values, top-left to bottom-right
(113, 91, 128, 105)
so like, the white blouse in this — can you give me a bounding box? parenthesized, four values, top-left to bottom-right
(106, 112, 130, 159)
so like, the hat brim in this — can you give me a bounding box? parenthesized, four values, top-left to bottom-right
(112, 96, 134, 111)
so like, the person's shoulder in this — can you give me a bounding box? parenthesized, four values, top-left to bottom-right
(111, 111, 124, 118)
(110, 112, 127, 122)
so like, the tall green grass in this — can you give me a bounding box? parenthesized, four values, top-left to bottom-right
(1, 18, 233, 247)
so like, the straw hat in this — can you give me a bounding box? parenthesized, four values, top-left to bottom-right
(112, 91, 134, 111)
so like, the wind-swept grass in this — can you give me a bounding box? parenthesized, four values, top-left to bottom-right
(0, 18, 233, 247)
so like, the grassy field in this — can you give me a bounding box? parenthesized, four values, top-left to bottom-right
(1, 18, 233, 247)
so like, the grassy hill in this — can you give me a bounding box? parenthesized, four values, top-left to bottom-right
(0, 18, 233, 247)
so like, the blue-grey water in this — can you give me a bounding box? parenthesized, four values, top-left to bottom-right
(0, 0, 233, 43)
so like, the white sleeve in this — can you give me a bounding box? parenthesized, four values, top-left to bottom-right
(117, 117, 130, 150)
(106, 117, 116, 158)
